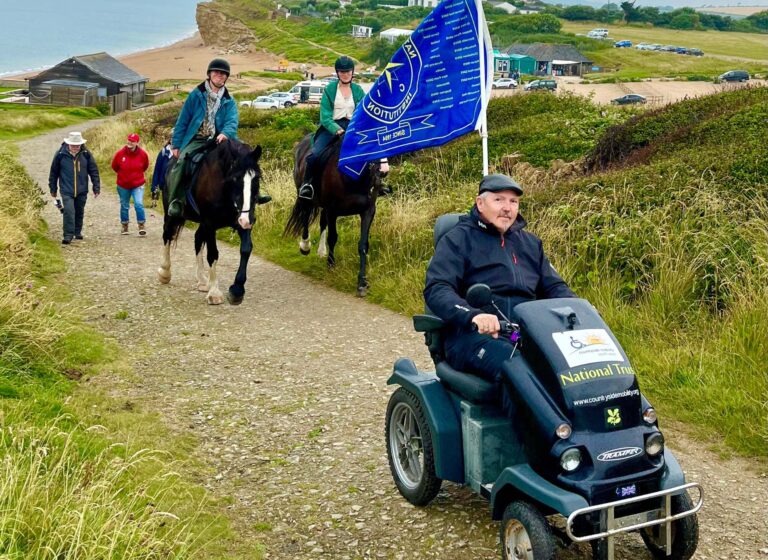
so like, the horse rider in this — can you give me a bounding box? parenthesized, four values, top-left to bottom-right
(424, 174, 575, 408)
(298, 56, 390, 200)
(166, 58, 270, 218)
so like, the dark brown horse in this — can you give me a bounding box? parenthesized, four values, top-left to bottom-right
(285, 134, 382, 297)
(157, 140, 263, 305)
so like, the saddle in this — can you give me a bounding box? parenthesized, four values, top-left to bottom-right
(181, 139, 217, 215)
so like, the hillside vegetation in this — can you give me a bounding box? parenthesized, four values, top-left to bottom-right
(143, 86, 767, 457)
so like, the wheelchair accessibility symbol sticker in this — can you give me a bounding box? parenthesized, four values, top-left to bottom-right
(552, 329, 624, 368)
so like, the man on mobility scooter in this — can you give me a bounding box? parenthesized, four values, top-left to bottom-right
(385, 174, 701, 560)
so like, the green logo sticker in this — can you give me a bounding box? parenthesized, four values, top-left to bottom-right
(605, 407, 622, 428)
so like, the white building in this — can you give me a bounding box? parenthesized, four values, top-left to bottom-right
(380, 28, 414, 43)
(352, 25, 373, 38)
(407, 0, 439, 7)
(488, 1, 518, 13)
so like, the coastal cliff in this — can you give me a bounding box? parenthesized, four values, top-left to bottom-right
(196, 2, 256, 52)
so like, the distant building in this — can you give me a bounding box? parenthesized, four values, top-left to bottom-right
(506, 43, 592, 77)
(493, 50, 536, 75)
(408, 0, 439, 7)
(380, 28, 414, 43)
(488, 1, 518, 14)
(29, 52, 148, 110)
(352, 25, 373, 38)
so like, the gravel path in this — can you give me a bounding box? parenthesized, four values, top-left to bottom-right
(18, 124, 768, 560)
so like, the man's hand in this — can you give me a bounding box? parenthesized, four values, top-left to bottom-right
(335, 129, 345, 136)
(172, 148, 180, 159)
(93, 192, 100, 198)
(216, 133, 228, 144)
(472, 313, 500, 338)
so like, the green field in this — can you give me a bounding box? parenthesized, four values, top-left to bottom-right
(562, 21, 768, 60)
(0, 104, 104, 141)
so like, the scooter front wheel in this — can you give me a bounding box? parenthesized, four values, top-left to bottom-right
(385, 387, 442, 506)
(640, 492, 699, 560)
(500, 501, 555, 560)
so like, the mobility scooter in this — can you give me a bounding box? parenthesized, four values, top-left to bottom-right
(385, 214, 702, 559)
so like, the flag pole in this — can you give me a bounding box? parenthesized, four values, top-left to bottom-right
(477, 0, 490, 176)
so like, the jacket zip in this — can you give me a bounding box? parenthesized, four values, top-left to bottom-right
(72, 154, 78, 195)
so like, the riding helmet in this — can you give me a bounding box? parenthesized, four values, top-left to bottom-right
(207, 58, 231, 76)
(334, 56, 355, 72)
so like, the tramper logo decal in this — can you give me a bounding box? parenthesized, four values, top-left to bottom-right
(552, 328, 624, 368)
(597, 447, 642, 462)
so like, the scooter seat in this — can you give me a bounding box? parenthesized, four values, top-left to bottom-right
(436, 361, 499, 404)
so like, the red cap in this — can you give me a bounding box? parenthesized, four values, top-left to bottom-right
(127, 133, 140, 142)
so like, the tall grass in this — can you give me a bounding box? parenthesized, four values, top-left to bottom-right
(0, 141, 256, 558)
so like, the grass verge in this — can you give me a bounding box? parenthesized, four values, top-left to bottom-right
(0, 142, 262, 558)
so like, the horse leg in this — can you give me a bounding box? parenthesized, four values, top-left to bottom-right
(299, 215, 311, 255)
(194, 227, 209, 291)
(204, 228, 224, 305)
(157, 217, 176, 284)
(356, 205, 376, 297)
(327, 213, 338, 269)
(317, 209, 328, 258)
(227, 228, 252, 305)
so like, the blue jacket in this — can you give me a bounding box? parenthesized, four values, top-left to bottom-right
(48, 144, 101, 197)
(424, 206, 574, 329)
(172, 82, 238, 151)
(151, 144, 173, 192)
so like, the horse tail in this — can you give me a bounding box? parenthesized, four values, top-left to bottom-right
(284, 200, 320, 238)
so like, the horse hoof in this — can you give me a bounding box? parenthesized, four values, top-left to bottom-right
(300, 248, 310, 256)
(227, 292, 244, 305)
(197, 283, 209, 292)
(207, 294, 224, 305)
(357, 286, 368, 298)
(157, 269, 171, 284)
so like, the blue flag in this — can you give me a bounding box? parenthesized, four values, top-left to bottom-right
(339, 0, 493, 177)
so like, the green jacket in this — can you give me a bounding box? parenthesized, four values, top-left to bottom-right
(320, 80, 365, 134)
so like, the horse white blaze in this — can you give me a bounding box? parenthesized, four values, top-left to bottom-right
(157, 243, 172, 284)
(317, 229, 328, 258)
(206, 260, 224, 305)
(238, 170, 255, 229)
(196, 250, 209, 291)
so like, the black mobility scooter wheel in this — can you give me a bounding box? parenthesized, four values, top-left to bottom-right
(385, 388, 442, 506)
(500, 501, 555, 560)
(640, 492, 699, 560)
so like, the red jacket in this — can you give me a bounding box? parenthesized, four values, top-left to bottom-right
(111, 146, 149, 189)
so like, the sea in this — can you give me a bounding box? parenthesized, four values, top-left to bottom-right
(0, 0, 200, 77)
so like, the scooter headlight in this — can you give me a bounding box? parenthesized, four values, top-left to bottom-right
(645, 432, 665, 457)
(560, 448, 582, 472)
(555, 423, 572, 440)
(643, 407, 657, 425)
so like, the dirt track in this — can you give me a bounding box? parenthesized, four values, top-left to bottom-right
(18, 123, 768, 559)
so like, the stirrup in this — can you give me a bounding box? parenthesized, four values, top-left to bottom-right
(298, 183, 314, 200)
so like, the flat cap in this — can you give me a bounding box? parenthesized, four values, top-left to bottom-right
(479, 174, 523, 195)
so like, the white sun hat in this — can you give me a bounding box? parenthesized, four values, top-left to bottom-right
(63, 131, 87, 145)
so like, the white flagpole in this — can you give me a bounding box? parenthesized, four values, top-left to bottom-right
(476, 0, 491, 176)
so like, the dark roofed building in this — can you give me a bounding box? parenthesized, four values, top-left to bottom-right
(29, 52, 148, 109)
(506, 43, 592, 77)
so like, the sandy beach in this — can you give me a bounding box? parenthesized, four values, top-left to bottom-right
(7, 32, 333, 88)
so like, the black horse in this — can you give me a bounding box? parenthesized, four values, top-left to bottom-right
(285, 134, 382, 297)
(157, 140, 263, 305)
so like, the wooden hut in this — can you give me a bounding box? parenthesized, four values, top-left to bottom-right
(30, 79, 100, 106)
(29, 52, 148, 110)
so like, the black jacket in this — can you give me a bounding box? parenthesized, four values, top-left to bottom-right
(48, 144, 101, 197)
(424, 206, 574, 329)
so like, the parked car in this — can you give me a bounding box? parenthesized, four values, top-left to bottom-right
(587, 28, 609, 39)
(268, 91, 298, 107)
(687, 48, 704, 56)
(648, 44, 663, 51)
(660, 45, 678, 52)
(718, 70, 750, 82)
(248, 96, 280, 109)
(288, 80, 326, 103)
(614, 40, 632, 48)
(492, 77, 518, 89)
(611, 93, 647, 105)
(524, 79, 557, 91)
(675, 47, 688, 55)
(635, 43, 652, 50)
(320, 76, 338, 84)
